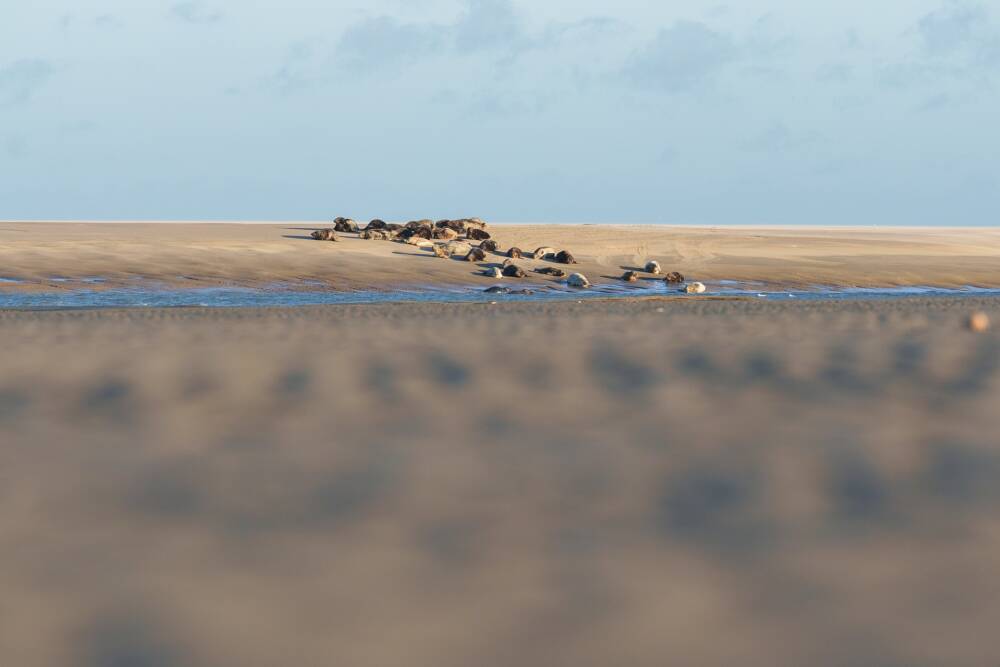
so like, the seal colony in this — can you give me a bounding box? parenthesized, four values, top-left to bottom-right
(311, 216, 708, 293)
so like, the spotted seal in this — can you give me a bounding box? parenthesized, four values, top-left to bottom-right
(622, 271, 639, 282)
(567, 273, 590, 288)
(664, 272, 685, 284)
(310, 229, 338, 241)
(645, 260, 661, 275)
(502, 264, 526, 278)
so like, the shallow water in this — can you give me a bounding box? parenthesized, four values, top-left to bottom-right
(2, 280, 1000, 309)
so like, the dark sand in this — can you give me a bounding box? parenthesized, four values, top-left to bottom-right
(2, 296, 1000, 665)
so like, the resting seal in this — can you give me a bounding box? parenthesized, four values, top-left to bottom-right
(622, 271, 639, 282)
(533, 247, 556, 260)
(645, 261, 661, 275)
(310, 229, 338, 241)
(502, 264, 526, 278)
(480, 239, 499, 252)
(555, 250, 577, 265)
(467, 228, 491, 241)
(432, 244, 449, 258)
(433, 227, 459, 240)
(484, 267, 503, 278)
(507, 247, 523, 259)
(464, 248, 487, 262)
(664, 272, 685, 284)
(567, 273, 590, 288)
(685, 282, 707, 294)
(365, 219, 387, 231)
(535, 267, 567, 277)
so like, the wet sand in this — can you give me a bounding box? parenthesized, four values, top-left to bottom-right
(2, 296, 1000, 666)
(3, 222, 1000, 291)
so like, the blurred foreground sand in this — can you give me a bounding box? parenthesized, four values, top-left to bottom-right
(2, 297, 1000, 666)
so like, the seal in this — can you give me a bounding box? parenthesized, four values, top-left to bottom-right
(464, 247, 487, 262)
(502, 264, 526, 278)
(480, 239, 499, 252)
(467, 228, 491, 241)
(685, 282, 707, 294)
(433, 227, 459, 240)
(664, 272, 685, 284)
(533, 247, 556, 260)
(432, 244, 449, 258)
(535, 267, 567, 277)
(645, 261, 661, 275)
(622, 271, 639, 282)
(567, 273, 590, 288)
(555, 250, 577, 265)
(484, 267, 503, 278)
(365, 219, 387, 231)
(310, 229, 337, 241)
(507, 247, 523, 259)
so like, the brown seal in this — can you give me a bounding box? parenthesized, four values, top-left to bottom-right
(664, 272, 685, 284)
(502, 264, 526, 278)
(535, 267, 567, 277)
(555, 250, 577, 265)
(480, 239, 499, 252)
(310, 229, 338, 241)
(365, 219, 387, 231)
(533, 247, 556, 260)
(645, 261, 661, 275)
(622, 271, 639, 282)
(507, 247, 523, 259)
(432, 244, 449, 258)
(433, 227, 459, 240)
(467, 228, 491, 241)
(464, 247, 487, 262)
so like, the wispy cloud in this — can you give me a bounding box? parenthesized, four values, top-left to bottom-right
(170, 2, 223, 25)
(623, 21, 736, 93)
(0, 59, 56, 107)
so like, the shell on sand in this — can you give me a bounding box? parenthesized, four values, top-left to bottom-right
(567, 273, 590, 288)
(685, 282, 707, 294)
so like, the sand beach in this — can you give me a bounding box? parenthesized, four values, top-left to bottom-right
(1, 221, 1000, 664)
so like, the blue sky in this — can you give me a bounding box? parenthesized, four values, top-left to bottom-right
(1, 1, 998, 224)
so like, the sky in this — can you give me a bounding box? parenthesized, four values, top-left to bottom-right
(1, 0, 999, 224)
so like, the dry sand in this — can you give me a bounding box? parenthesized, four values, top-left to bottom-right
(2, 222, 1000, 291)
(2, 297, 1000, 666)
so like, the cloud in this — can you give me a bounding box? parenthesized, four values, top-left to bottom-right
(918, 2, 989, 55)
(623, 21, 736, 93)
(0, 59, 55, 107)
(453, 0, 526, 52)
(336, 16, 448, 71)
(816, 63, 853, 83)
(170, 2, 223, 25)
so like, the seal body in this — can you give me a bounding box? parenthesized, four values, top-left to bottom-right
(685, 282, 707, 294)
(622, 271, 639, 282)
(533, 247, 556, 260)
(433, 227, 459, 240)
(567, 273, 590, 288)
(467, 228, 491, 241)
(535, 267, 567, 277)
(645, 261, 661, 275)
(310, 229, 337, 241)
(480, 239, 499, 252)
(555, 250, 577, 265)
(432, 244, 449, 258)
(464, 248, 487, 262)
(507, 247, 523, 259)
(664, 272, 685, 284)
(484, 267, 503, 278)
(502, 264, 526, 278)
